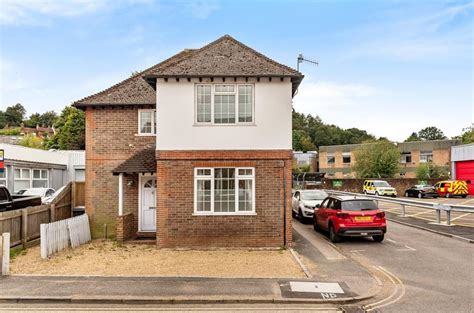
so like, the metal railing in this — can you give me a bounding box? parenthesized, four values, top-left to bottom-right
(323, 189, 474, 226)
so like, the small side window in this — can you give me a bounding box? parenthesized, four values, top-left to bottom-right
(334, 200, 341, 210)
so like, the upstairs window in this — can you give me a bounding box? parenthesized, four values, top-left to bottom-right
(420, 151, 433, 163)
(342, 153, 351, 164)
(138, 109, 156, 135)
(400, 153, 412, 164)
(327, 154, 335, 164)
(196, 84, 254, 125)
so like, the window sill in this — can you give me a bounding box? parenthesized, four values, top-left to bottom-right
(193, 123, 256, 127)
(192, 212, 257, 216)
(135, 133, 157, 137)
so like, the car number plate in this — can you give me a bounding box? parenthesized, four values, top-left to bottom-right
(355, 216, 371, 222)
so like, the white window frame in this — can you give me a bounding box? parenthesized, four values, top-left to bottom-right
(32, 169, 49, 188)
(327, 153, 335, 164)
(193, 167, 256, 215)
(420, 151, 433, 163)
(138, 109, 156, 136)
(0, 166, 7, 188)
(13, 168, 31, 192)
(195, 84, 255, 125)
(400, 153, 412, 164)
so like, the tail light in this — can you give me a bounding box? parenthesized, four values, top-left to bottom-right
(376, 212, 385, 218)
(336, 212, 349, 219)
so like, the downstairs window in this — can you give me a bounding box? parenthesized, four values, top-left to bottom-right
(194, 167, 255, 215)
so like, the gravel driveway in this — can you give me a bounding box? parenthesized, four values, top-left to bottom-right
(10, 240, 305, 278)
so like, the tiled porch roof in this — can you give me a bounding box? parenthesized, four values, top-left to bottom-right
(112, 146, 156, 175)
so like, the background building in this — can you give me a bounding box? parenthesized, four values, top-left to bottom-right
(0, 143, 85, 193)
(293, 151, 318, 172)
(319, 139, 460, 178)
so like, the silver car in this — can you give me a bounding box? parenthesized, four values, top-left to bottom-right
(292, 189, 328, 222)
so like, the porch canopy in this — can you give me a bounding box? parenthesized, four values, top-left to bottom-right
(112, 146, 156, 216)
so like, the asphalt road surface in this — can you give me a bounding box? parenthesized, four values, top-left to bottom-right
(297, 219, 474, 312)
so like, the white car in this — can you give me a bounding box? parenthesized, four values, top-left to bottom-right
(292, 189, 328, 222)
(16, 188, 56, 204)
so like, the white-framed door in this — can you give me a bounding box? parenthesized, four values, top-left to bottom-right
(139, 175, 156, 232)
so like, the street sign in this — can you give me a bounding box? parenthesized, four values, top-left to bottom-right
(332, 180, 343, 187)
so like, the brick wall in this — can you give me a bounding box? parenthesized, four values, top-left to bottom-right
(323, 178, 440, 195)
(156, 150, 293, 248)
(116, 212, 137, 242)
(85, 106, 155, 238)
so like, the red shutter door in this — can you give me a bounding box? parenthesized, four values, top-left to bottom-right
(456, 160, 474, 195)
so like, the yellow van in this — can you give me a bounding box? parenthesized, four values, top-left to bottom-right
(363, 180, 397, 197)
(433, 180, 468, 198)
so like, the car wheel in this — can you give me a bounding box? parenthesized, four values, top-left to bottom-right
(373, 234, 384, 242)
(313, 217, 319, 232)
(405, 192, 409, 197)
(292, 210, 296, 218)
(462, 195, 467, 198)
(298, 209, 305, 223)
(418, 192, 423, 199)
(329, 225, 340, 243)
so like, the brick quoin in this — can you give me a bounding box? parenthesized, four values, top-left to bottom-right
(156, 150, 293, 248)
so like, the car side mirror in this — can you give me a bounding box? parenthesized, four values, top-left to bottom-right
(316, 204, 320, 208)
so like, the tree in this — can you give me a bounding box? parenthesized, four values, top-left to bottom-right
(44, 106, 85, 150)
(0, 111, 6, 129)
(352, 140, 400, 178)
(292, 130, 316, 151)
(415, 163, 449, 179)
(24, 113, 41, 128)
(4, 103, 26, 126)
(405, 132, 420, 142)
(417, 127, 446, 141)
(17, 134, 44, 149)
(461, 128, 474, 144)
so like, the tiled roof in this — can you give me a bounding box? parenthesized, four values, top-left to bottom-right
(142, 35, 303, 78)
(74, 35, 303, 107)
(112, 146, 156, 174)
(73, 50, 194, 107)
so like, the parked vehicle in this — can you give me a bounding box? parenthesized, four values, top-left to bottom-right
(0, 186, 42, 212)
(16, 188, 56, 204)
(363, 180, 397, 197)
(292, 189, 328, 222)
(433, 180, 468, 198)
(292, 172, 325, 190)
(404, 185, 439, 199)
(313, 195, 386, 243)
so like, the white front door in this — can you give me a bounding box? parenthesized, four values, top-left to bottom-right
(140, 177, 156, 232)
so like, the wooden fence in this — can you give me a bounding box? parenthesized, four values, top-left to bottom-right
(0, 182, 78, 248)
(73, 181, 85, 207)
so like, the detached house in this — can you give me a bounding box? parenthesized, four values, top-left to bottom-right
(73, 35, 303, 248)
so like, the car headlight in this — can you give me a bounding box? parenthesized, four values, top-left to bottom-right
(304, 205, 314, 210)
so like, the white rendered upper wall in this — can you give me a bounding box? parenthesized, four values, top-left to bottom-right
(156, 77, 293, 150)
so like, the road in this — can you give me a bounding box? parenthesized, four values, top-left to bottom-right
(294, 219, 474, 312)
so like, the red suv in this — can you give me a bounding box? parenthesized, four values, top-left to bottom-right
(313, 195, 386, 243)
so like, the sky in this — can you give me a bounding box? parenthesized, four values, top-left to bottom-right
(0, 0, 472, 142)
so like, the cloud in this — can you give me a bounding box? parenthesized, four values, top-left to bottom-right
(293, 80, 379, 113)
(0, 0, 155, 25)
(184, 0, 220, 19)
(345, 2, 474, 61)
